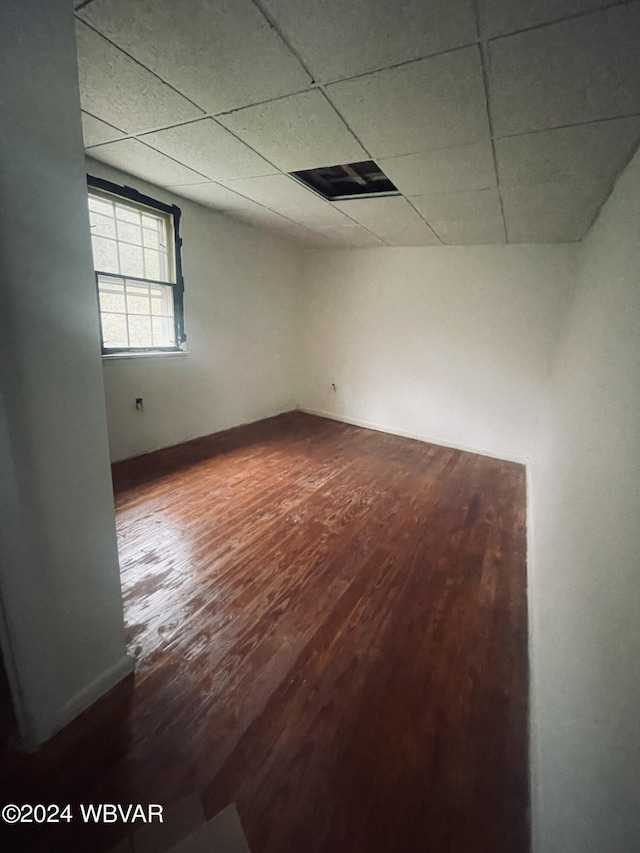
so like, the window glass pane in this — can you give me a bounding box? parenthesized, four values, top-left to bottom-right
(119, 243, 144, 278)
(90, 212, 116, 239)
(98, 275, 124, 291)
(126, 282, 148, 297)
(141, 213, 159, 228)
(150, 296, 163, 315)
(159, 253, 170, 282)
(126, 282, 148, 314)
(99, 290, 126, 313)
(144, 249, 161, 280)
(116, 204, 140, 224)
(127, 295, 150, 314)
(116, 220, 142, 246)
(127, 314, 153, 347)
(151, 316, 164, 346)
(143, 228, 159, 248)
(151, 316, 175, 347)
(101, 312, 128, 347)
(89, 197, 113, 216)
(98, 274, 123, 293)
(162, 286, 174, 317)
(150, 280, 170, 302)
(92, 236, 119, 273)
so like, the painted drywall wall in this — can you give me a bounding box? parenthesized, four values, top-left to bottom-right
(0, 0, 129, 745)
(529, 151, 640, 852)
(86, 159, 303, 462)
(298, 246, 577, 462)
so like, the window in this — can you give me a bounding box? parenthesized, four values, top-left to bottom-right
(87, 176, 185, 354)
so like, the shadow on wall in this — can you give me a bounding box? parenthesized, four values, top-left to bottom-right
(0, 649, 18, 749)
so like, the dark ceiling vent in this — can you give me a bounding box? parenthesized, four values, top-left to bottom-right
(291, 160, 399, 201)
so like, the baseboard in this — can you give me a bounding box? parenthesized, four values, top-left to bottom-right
(110, 404, 298, 463)
(28, 653, 134, 749)
(58, 653, 135, 730)
(297, 406, 528, 466)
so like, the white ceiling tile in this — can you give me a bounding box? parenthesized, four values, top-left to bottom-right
(496, 117, 640, 186)
(411, 188, 503, 222)
(75, 21, 203, 134)
(277, 223, 332, 246)
(326, 47, 490, 158)
(479, 0, 612, 38)
(88, 139, 208, 187)
(139, 119, 278, 181)
(219, 174, 321, 207)
(218, 90, 367, 172)
(312, 226, 384, 248)
(219, 174, 352, 226)
(282, 204, 353, 228)
(488, 4, 640, 137)
(379, 142, 497, 196)
(81, 112, 125, 147)
(194, 187, 295, 225)
(332, 197, 440, 245)
(203, 192, 296, 230)
(169, 181, 251, 210)
(260, 0, 476, 81)
(175, 185, 295, 229)
(229, 205, 295, 230)
(501, 178, 610, 242)
(78, 0, 312, 114)
(430, 218, 506, 244)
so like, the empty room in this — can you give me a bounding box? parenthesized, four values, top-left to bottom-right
(1, 1, 639, 852)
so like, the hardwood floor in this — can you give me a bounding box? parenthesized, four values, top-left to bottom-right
(0, 412, 529, 853)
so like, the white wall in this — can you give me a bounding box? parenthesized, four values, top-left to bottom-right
(86, 159, 303, 462)
(298, 246, 577, 462)
(0, 0, 129, 746)
(299, 224, 640, 850)
(530, 151, 640, 852)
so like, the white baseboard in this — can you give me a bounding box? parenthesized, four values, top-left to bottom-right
(297, 406, 528, 466)
(58, 653, 135, 730)
(29, 653, 134, 748)
(110, 404, 298, 463)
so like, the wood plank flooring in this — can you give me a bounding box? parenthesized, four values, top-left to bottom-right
(0, 411, 529, 853)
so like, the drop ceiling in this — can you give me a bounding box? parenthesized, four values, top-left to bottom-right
(76, 0, 640, 247)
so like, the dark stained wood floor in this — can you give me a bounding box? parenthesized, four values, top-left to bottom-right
(0, 412, 529, 853)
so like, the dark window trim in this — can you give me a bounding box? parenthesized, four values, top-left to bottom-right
(87, 174, 186, 353)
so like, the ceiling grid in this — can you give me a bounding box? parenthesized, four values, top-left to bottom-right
(76, 0, 640, 247)
(474, 0, 509, 245)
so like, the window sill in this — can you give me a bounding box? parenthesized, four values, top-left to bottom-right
(102, 350, 190, 361)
